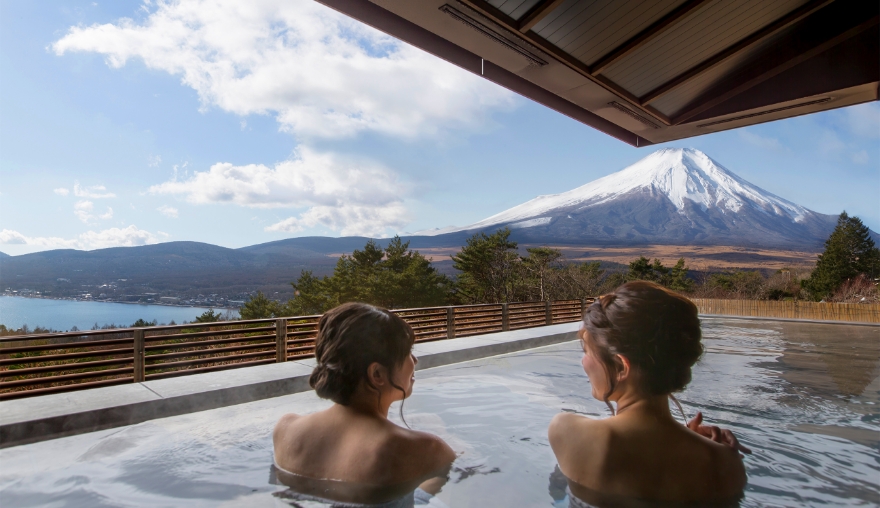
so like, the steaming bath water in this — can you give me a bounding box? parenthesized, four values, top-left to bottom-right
(0, 318, 877, 507)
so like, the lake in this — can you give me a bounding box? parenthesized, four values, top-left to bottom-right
(0, 296, 236, 331)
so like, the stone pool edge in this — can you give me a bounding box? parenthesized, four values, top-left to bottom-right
(0, 323, 580, 449)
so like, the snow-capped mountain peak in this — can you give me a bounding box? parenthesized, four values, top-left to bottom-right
(418, 148, 811, 236)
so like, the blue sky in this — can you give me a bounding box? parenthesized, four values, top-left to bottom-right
(1, 0, 878, 256)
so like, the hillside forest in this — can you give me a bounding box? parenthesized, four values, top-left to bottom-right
(238, 212, 879, 320)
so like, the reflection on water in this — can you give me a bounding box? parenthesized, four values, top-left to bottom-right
(0, 318, 877, 507)
(268, 464, 450, 507)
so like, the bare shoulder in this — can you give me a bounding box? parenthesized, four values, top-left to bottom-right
(549, 412, 605, 446)
(384, 426, 455, 477)
(548, 412, 610, 480)
(273, 413, 301, 436)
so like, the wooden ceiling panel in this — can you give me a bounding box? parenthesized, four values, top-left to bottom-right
(320, 0, 878, 145)
(603, 0, 810, 97)
(488, 0, 543, 19)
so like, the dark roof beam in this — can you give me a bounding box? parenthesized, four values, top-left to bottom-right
(517, 0, 566, 33)
(640, 0, 836, 106)
(459, 0, 673, 126)
(590, 0, 713, 75)
(674, 13, 879, 124)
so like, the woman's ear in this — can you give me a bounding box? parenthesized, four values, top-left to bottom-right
(367, 362, 388, 387)
(615, 354, 632, 382)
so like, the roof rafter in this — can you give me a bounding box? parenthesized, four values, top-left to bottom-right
(640, 0, 836, 106)
(674, 14, 879, 124)
(517, 0, 565, 33)
(590, 0, 713, 75)
(459, 0, 672, 126)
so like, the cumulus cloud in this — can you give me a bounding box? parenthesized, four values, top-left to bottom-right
(74, 200, 114, 223)
(74, 182, 116, 199)
(54, 187, 70, 196)
(157, 205, 179, 218)
(266, 203, 408, 237)
(149, 147, 408, 236)
(51, 0, 515, 140)
(0, 226, 162, 250)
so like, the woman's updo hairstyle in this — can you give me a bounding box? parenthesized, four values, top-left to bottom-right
(582, 281, 702, 409)
(309, 302, 415, 406)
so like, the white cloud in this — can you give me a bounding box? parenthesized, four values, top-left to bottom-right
(157, 205, 179, 218)
(0, 230, 28, 245)
(852, 150, 869, 164)
(739, 130, 782, 150)
(0, 226, 162, 250)
(149, 147, 408, 236)
(74, 200, 114, 223)
(51, 0, 515, 140)
(53, 187, 70, 196)
(74, 182, 116, 199)
(148, 154, 162, 167)
(266, 203, 407, 237)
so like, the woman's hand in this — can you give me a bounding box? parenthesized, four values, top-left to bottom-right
(686, 412, 752, 455)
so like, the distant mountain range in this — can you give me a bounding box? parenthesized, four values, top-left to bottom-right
(2, 148, 875, 301)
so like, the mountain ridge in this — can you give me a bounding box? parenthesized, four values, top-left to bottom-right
(414, 148, 857, 249)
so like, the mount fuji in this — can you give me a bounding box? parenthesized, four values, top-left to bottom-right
(416, 148, 864, 249)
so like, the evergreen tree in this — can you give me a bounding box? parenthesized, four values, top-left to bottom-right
(194, 309, 224, 323)
(666, 258, 694, 292)
(522, 247, 563, 301)
(451, 228, 522, 303)
(803, 212, 880, 300)
(240, 291, 282, 319)
(285, 237, 449, 312)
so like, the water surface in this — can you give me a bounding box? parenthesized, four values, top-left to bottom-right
(0, 295, 224, 331)
(0, 318, 877, 507)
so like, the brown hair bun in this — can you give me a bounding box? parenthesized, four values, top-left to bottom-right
(583, 281, 702, 405)
(308, 302, 415, 406)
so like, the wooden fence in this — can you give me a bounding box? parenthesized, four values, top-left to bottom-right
(692, 299, 880, 323)
(0, 299, 589, 401)
(4, 297, 875, 401)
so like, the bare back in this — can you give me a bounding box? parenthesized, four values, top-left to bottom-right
(550, 411, 745, 503)
(273, 407, 453, 488)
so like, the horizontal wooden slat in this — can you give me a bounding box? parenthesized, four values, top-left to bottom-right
(145, 358, 277, 380)
(0, 337, 133, 355)
(0, 347, 132, 366)
(145, 326, 276, 342)
(146, 350, 275, 372)
(0, 377, 132, 400)
(145, 334, 275, 352)
(0, 357, 133, 378)
(0, 367, 133, 389)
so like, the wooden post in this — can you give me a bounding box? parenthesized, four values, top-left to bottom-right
(545, 300, 552, 325)
(276, 319, 288, 362)
(446, 307, 455, 340)
(133, 329, 145, 383)
(501, 303, 509, 331)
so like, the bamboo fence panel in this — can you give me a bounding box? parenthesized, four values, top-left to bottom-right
(691, 299, 880, 323)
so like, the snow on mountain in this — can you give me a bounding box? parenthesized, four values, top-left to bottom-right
(414, 148, 844, 248)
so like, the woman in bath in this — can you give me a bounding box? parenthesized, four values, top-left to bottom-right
(273, 302, 455, 505)
(549, 281, 750, 505)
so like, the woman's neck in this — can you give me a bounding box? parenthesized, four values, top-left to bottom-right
(614, 393, 673, 420)
(339, 390, 393, 419)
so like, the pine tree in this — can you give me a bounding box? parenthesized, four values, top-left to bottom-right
(803, 212, 880, 300)
(451, 228, 522, 303)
